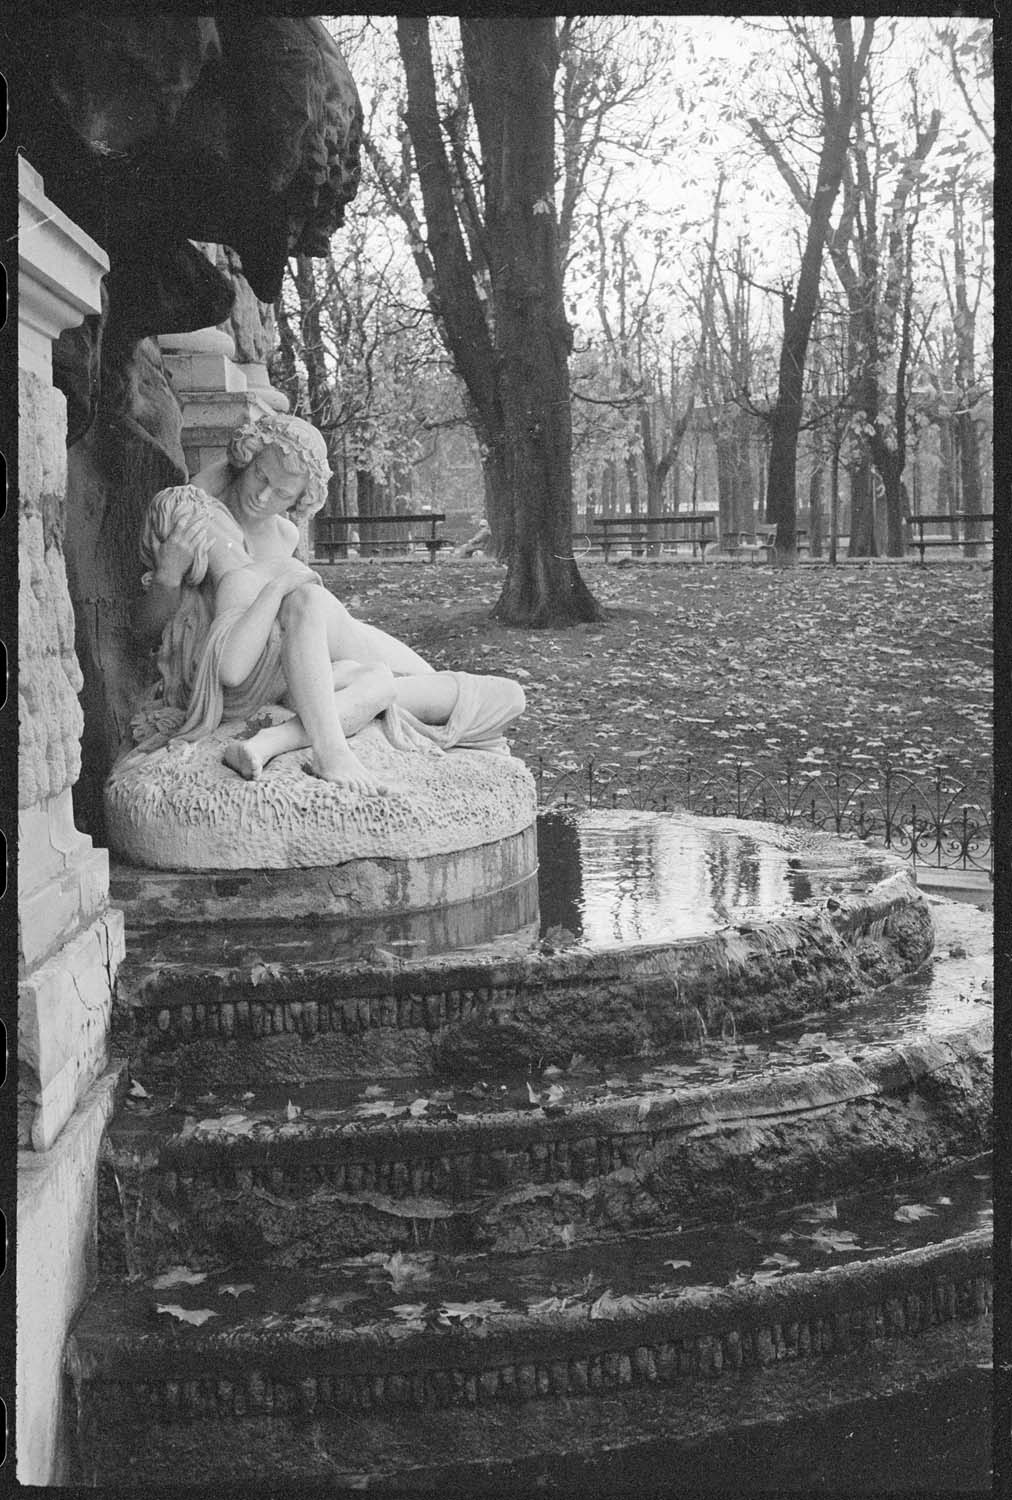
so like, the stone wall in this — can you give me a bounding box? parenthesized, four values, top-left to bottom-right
(17, 157, 125, 1485)
(18, 370, 84, 807)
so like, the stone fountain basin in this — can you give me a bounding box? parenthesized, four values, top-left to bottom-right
(68, 1208, 991, 1490)
(99, 1012, 991, 1273)
(114, 844, 934, 1087)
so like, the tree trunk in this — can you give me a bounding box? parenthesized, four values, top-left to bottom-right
(937, 416, 958, 525)
(871, 440, 906, 556)
(956, 410, 984, 554)
(669, 459, 681, 515)
(461, 18, 604, 624)
(285, 257, 347, 520)
(715, 432, 736, 540)
(847, 452, 878, 558)
(946, 182, 985, 553)
(809, 463, 824, 558)
(641, 406, 662, 556)
(396, 21, 505, 549)
(270, 294, 303, 415)
(828, 441, 841, 564)
(602, 459, 617, 517)
(584, 468, 596, 526)
(752, 21, 874, 561)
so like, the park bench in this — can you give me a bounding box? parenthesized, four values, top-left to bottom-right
(313, 512, 449, 564)
(591, 512, 719, 562)
(722, 524, 809, 562)
(907, 512, 993, 564)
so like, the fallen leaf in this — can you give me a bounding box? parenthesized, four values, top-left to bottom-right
(807, 1229, 860, 1254)
(128, 1079, 150, 1099)
(390, 1302, 429, 1322)
(150, 1267, 209, 1290)
(751, 1253, 801, 1284)
(370, 1251, 435, 1292)
(354, 1099, 403, 1119)
(894, 1203, 937, 1222)
(155, 1304, 218, 1326)
(436, 1298, 509, 1325)
(249, 961, 282, 987)
(527, 1295, 577, 1316)
(197, 1112, 255, 1137)
(299, 1291, 367, 1314)
(589, 1288, 656, 1319)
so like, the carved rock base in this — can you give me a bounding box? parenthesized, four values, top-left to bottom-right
(105, 719, 538, 872)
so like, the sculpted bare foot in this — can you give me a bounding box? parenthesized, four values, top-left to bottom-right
(223, 739, 264, 781)
(303, 749, 388, 793)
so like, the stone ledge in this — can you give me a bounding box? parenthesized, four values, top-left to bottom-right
(68, 1231, 991, 1412)
(115, 869, 935, 1086)
(99, 1023, 991, 1268)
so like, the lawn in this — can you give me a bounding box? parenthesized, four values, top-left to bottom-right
(323, 558, 993, 791)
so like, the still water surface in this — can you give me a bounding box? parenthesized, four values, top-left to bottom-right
(538, 809, 813, 946)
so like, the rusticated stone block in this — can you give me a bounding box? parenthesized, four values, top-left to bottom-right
(19, 507, 84, 808)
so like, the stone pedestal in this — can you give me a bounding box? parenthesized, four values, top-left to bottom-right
(17, 156, 124, 1485)
(159, 307, 308, 553)
(159, 325, 266, 477)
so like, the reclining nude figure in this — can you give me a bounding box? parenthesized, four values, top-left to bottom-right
(134, 414, 525, 789)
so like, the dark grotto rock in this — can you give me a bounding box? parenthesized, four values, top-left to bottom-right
(21, 14, 362, 429)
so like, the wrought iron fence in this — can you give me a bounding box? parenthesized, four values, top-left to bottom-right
(534, 756, 993, 876)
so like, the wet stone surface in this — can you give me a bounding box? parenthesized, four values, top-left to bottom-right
(76, 816, 992, 1489)
(90, 1154, 991, 1341)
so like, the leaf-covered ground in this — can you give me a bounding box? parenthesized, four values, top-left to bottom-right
(324, 558, 992, 786)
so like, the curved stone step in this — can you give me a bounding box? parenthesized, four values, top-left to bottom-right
(113, 870, 933, 1088)
(99, 1016, 991, 1273)
(67, 1219, 991, 1489)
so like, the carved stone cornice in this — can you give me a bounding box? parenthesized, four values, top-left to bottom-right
(18, 156, 108, 380)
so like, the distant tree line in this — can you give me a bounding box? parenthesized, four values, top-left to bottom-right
(271, 16, 992, 619)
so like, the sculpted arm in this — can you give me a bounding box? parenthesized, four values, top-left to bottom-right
(134, 510, 210, 642)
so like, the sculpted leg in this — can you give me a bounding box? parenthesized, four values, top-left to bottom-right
(391, 672, 525, 749)
(278, 585, 387, 788)
(224, 662, 396, 781)
(390, 671, 460, 724)
(317, 591, 434, 675)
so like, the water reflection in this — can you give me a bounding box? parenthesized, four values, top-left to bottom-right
(538, 810, 807, 947)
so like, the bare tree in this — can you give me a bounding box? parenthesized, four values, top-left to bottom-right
(748, 18, 875, 561)
(396, 18, 603, 624)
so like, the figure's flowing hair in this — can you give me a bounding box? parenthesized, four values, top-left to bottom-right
(136, 484, 229, 719)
